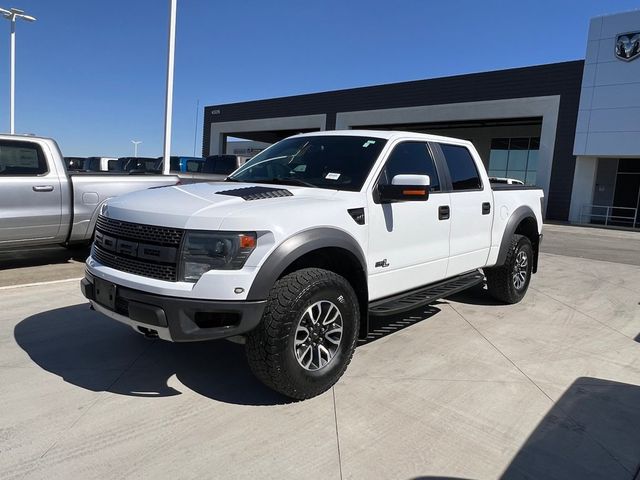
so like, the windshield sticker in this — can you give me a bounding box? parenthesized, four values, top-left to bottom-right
(362, 140, 376, 148)
(325, 172, 341, 180)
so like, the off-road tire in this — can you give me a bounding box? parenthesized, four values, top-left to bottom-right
(485, 234, 533, 304)
(245, 268, 359, 400)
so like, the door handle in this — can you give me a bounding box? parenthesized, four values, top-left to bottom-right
(482, 202, 491, 215)
(438, 205, 450, 220)
(32, 185, 54, 192)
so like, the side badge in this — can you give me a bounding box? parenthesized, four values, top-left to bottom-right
(375, 259, 389, 268)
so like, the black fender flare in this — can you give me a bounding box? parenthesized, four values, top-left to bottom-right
(495, 205, 539, 270)
(247, 227, 368, 301)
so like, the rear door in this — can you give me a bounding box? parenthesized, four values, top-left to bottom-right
(435, 142, 493, 277)
(367, 140, 450, 300)
(0, 139, 63, 244)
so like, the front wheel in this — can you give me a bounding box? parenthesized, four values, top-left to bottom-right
(485, 234, 533, 304)
(245, 268, 360, 400)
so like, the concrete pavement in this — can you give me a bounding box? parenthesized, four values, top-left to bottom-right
(1, 249, 640, 479)
(0, 246, 88, 288)
(541, 223, 640, 266)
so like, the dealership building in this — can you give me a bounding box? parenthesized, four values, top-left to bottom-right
(203, 10, 640, 228)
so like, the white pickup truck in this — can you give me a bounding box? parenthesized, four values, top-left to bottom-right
(81, 130, 543, 399)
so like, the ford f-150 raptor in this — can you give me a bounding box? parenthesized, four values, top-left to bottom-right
(81, 130, 544, 399)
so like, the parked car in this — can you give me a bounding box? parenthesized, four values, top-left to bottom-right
(202, 154, 246, 175)
(163, 156, 205, 173)
(0, 135, 180, 250)
(106, 157, 161, 173)
(84, 156, 118, 172)
(64, 156, 86, 171)
(81, 130, 544, 399)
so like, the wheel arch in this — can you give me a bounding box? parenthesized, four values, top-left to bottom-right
(247, 228, 369, 338)
(496, 206, 541, 273)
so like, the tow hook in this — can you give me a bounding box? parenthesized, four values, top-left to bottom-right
(138, 327, 159, 339)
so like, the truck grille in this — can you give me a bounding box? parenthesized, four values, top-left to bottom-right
(93, 216, 183, 282)
(95, 215, 183, 246)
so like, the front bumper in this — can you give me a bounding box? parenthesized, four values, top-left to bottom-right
(81, 271, 266, 342)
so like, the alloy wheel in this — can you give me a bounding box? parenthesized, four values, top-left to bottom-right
(512, 250, 528, 290)
(294, 300, 343, 371)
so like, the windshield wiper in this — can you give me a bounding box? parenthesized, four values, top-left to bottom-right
(258, 178, 317, 188)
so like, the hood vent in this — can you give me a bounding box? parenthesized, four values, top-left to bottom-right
(216, 186, 293, 201)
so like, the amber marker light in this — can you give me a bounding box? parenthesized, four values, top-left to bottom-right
(240, 234, 257, 249)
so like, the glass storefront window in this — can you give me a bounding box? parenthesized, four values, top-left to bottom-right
(525, 171, 537, 185)
(507, 151, 528, 170)
(527, 150, 538, 170)
(488, 149, 508, 170)
(488, 137, 540, 185)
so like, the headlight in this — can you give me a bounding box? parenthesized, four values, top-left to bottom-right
(179, 231, 257, 282)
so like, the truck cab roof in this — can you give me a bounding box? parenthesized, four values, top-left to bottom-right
(290, 129, 475, 147)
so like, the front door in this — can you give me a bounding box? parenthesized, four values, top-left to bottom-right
(0, 140, 62, 244)
(367, 141, 450, 301)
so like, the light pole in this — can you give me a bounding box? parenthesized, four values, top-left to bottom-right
(131, 140, 142, 157)
(0, 7, 36, 134)
(162, 0, 177, 175)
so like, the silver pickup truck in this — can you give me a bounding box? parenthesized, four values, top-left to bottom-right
(0, 134, 179, 250)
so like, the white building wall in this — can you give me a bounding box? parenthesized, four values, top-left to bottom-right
(575, 10, 640, 157)
(568, 156, 598, 222)
(209, 114, 327, 155)
(225, 140, 271, 155)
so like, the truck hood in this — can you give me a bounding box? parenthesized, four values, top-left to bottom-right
(103, 181, 350, 230)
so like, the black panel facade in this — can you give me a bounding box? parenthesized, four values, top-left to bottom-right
(203, 60, 583, 221)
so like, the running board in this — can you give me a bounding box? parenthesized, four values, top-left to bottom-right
(368, 271, 485, 316)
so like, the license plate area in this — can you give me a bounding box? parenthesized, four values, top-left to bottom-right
(94, 278, 117, 311)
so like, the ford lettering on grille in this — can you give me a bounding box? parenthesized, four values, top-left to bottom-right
(93, 216, 184, 281)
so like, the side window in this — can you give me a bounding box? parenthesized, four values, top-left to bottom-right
(85, 158, 98, 170)
(0, 141, 47, 176)
(379, 141, 440, 191)
(186, 160, 201, 172)
(439, 143, 482, 191)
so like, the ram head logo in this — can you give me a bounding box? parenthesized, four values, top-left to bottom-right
(615, 32, 640, 61)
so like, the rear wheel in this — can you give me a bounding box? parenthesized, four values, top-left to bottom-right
(485, 234, 533, 304)
(245, 268, 359, 400)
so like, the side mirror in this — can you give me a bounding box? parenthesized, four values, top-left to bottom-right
(378, 174, 430, 202)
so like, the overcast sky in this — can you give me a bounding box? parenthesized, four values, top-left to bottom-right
(0, 0, 638, 157)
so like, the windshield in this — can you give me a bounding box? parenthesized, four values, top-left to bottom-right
(228, 135, 387, 191)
